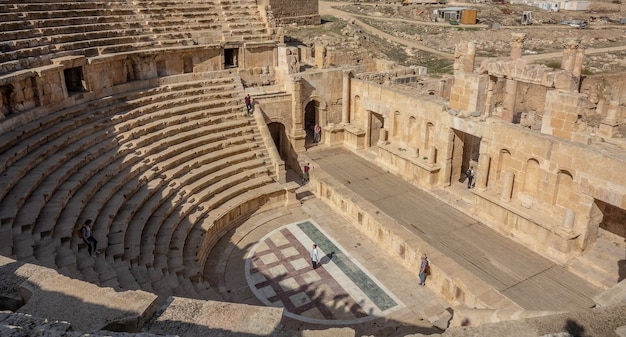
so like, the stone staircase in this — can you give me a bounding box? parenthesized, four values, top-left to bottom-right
(566, 235, 625, 290)
(0, 70, 284, 301)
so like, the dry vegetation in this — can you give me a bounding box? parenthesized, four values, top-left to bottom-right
(285, 1, 626, 74)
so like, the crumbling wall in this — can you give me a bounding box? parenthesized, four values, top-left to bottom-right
(261, 0, 320, 26)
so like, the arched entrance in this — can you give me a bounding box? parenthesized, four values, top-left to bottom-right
(0, 85, 14, 117)
(304, 100, 319, 145)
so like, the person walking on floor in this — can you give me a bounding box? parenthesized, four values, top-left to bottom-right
(466, 166, 475, 189)
(302, 163, 310, 184)
(418, 254, 428, 286)
(81, 219, 98, 256)
(310, 244, 319, 269)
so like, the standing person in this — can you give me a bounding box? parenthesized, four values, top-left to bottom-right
(302, 163, 310, 184)
(313, 124, 321, 143)
(418, 254, 428, 286)
(81, 219, 98, 256)
(245, 94, 252, 115)
(310, 244, 319, 269)
(466, 166, 474, 189)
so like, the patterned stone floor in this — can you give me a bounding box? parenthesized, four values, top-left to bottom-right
(245, 219, 403, 324)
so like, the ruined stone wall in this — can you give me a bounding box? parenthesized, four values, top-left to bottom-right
(262, 0, 320, 25)
(343, 73, 626, 262)
(300, 70, 345, 127)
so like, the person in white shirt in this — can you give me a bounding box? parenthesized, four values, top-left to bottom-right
(310, 244, 319, 269)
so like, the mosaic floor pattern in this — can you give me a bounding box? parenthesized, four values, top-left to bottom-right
(245, 220, 403, 324)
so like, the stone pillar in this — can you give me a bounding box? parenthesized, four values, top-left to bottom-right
(342, 70, 352, 124)
(573, 45, 585, 77)
(291, 76, 306, 151)
(562, 208, 575, 233)
(561, 40, 579, 73)
(598, 100, 620, 138)
(477, 154, 491, 191)
(509, 33, 527, 60)
(379, 128, 388, 144)
(501, 171, 514, 201)
(483, 76, 495, 118)
(439, 79, 446, 97)
(464, 41, 476, 72)
(502, 79, 517, 122)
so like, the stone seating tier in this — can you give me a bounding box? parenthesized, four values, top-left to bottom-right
(0, 0, 272, 72)
(0, 70, 280, 299)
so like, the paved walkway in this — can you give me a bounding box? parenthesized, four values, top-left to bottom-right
(308, 147, 601, 311)
(203, 184, 446, 335)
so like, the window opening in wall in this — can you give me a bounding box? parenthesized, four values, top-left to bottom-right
(156, 59, 167, 77)
(183, 54, 193, 73)
(0, 85, 14, 116)
(224, 48, 239, 68)
(63, 67, 86, 94)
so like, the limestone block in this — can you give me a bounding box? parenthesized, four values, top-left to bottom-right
(593, 279, 626, 307)
(553, 71, 577, 92)
(17, 268, 158, 332)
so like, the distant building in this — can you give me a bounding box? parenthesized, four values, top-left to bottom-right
(433, 7, 478, 24)
(509, 0, 590, 11)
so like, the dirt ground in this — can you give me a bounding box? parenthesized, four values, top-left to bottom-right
(285, 1, 626, 74)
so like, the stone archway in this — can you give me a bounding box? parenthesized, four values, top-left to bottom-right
(304, 100, 319, 145)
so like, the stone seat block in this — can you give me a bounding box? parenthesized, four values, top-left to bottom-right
(112, 93, 240, 134)
(93, 255, 119, 285)
(27, 15, 135, 29)
(0, 124, 114, 220)
(51, 34, 154, 53)
(112, 261, 141, 290)
(36, 143, 130, 236)
(52, 151, 141, 244)
(175, 273, 201, 298)
(196, 182, 285, 264)
(19, 9, 136, 21)
(130, 264, 154, 292)
(138, 146, 258, 263)
(0, 45, 50, 63)
(17, 265, 157, 332)
(18, 139, 119, 235)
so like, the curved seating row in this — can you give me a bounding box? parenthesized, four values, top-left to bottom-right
(0, 0, 270, 74)
(0, 71, 281, 300)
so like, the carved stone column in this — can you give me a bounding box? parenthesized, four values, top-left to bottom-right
(573, 45, 585, 77)
(483, 76, 495, 118)
(561, 39, 579, 73)
(291, 76, 306, 151)
(477, 146, 491, 192)
(598, 100, 620, 138)
(502, 78, 517, 122)
(501, 171, 514, 201)
(341, 70, 352, 124)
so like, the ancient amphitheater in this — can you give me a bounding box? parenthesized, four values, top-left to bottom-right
(0, 0, 625, 336)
